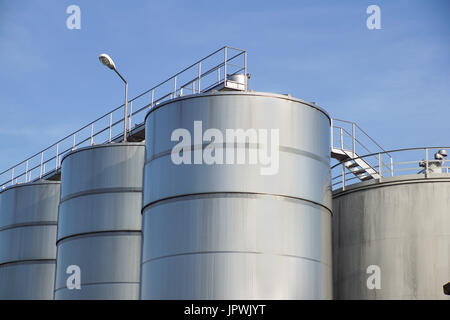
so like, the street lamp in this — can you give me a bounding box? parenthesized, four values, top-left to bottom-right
(99, 53, 128, 142)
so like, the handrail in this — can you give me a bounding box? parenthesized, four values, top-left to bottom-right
(331, 119, 393, 181)
(331, 146, 450, 190)
(0, 46, 247, 189)
(332, 118, 391, 156)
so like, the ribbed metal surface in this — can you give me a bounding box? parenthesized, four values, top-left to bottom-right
(54, 143, 144, 300)
(141, 91, 332, 299)
(0, 181, 60, 300)
(333, 175, 450, 300)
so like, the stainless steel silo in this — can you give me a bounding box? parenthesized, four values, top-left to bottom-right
(54, 143, 144, 300)
(333, 174, 450, 300)
(141, 91, 333, 299)
(0, 181, 60, 300)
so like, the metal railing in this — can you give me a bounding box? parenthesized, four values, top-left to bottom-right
(332, 147, 450, 191)
(0, 46, 247, 190)
(331, 118, 393, 179)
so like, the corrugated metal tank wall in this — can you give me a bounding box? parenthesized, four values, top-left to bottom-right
(0, 181, 60, 299)
(54, 143, 144, 299)
(141, 91, 333, 299)
(333, 175, 450, 299)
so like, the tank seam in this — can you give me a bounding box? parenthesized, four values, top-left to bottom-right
(0, 221, 57, 232)
(141, 251, 331, 267)
(144, 92, 331, 123)
(60, 142, 145, 165)
(60, 187, 142, 204)
(0, 259, 55, 267)
(145, 144, 330, 166)
(54, 281, 140, 292)
(56, 230, 141, 245)
(0, 180, 60, 194)
(142, 191, 332, 215)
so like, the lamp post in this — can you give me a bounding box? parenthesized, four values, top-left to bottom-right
(99, 53, 128, 142)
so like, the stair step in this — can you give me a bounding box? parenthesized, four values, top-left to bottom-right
(350, 168, 367, 175)
(344, 161, 359, 168)
(359, 174, 373, 181)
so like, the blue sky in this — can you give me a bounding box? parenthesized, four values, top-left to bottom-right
(0, 0, 449, 174)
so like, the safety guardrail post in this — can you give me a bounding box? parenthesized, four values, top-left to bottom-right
(174, 76, 177, 98)
(25, 160, 28, 183)
(198, 62, 201, 92)
(56, 144, 59, 169)
(129, 102, 132, 131)
(352, 123, 356, 157)
(379, 153, 382, 182)
(40, 152, 43, 178)
(244, 51, 247, 91)
(90, 124, 94, 145)
(224, 47, 227, 86)
(109, 113, 112, 142)
(390, 157, 394, 176)
(342, 164, 346, 191)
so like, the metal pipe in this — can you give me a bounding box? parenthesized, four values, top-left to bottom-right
(340, 128, 344, 149)
(11, 168, 14, 185)
(425, 148, 429, 178)
(72, 134, 76, 150)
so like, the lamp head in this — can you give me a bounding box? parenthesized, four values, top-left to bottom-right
(99, 53, 116, 70)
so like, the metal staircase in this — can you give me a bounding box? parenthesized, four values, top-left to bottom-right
(331, 148, 380, 181)
(331, 119, 391, 188)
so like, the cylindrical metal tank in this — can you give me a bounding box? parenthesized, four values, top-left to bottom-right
(141, 91, 332, 299)
(0, 181, 60, 300)
(333, 174, 450, 299)
(54, 143, 144, 299)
